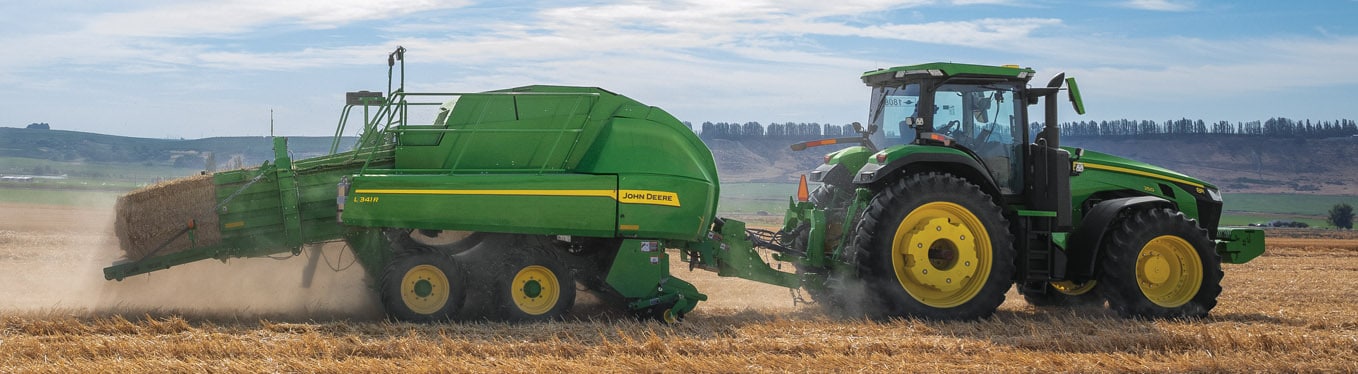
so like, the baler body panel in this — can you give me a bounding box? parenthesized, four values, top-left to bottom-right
(348, 85, 719, 243)
(344, 173, 619, 238)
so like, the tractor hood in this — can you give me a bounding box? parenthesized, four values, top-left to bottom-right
(1071, 148, 1216, 192)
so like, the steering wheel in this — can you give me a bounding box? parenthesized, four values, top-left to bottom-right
(936, 120, 961, 135)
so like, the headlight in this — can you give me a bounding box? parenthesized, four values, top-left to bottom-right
(1206, 188, 1222, 202)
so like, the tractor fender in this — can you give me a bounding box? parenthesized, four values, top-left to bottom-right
(1065, 195, 1173, 280)
(853, 151, 999, 198)
(809, 162, 854, 187)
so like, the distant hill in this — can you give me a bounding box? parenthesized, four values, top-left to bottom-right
(1063, 136, 1358, 195)
(0, 127, 354, 169)
(2, 127, 1355, 195)
(708, 135, 1358, 195)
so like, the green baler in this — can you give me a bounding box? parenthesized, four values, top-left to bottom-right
(106, 48, 720, 321)
(106, 48, 1266, 322)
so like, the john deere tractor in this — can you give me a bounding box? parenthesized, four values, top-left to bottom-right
(766, 63, 1264, 319)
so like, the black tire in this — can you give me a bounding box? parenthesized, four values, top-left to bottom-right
(489, 238, 576, 322)
(1097, 208, 1222, 319)
(1020, 280, 1104, 307)
(849, 172, 1015, 320)
(631, 302, 683, 323)
(401, 230, 485, 255)
(379, 247, 465, 322)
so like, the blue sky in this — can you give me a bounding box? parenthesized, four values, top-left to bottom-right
(1, 0, 1355, 138)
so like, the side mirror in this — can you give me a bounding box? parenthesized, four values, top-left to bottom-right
(1066, 77, 1086, 115)
(852, 122, 863, 132)
(867, 124, 879, 134)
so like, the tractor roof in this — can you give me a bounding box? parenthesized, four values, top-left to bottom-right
(862, 62, 1036, 85)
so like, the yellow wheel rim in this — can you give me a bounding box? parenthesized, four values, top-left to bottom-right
(1051, 280, 1097, 296)
(401, 264, 450, 315)
(891, 202, 992, 308)
(511, 265, 560, 316)
(1136, 235, 1203, 308)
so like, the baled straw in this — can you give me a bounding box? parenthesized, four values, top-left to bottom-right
(113, 174, 222, 260)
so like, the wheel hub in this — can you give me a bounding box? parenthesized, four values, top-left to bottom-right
(413, 279, 433, 298)
(401, 264, 450, 315)
(1136, 235, 1204, 308)
(512, 265, 560, 315)
(1142, 254, 1172, 285)
(522, 279, 543, 298)
(901, 217, 979, 293)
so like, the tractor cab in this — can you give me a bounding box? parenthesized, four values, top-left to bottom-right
(864, 69, 1029, 194)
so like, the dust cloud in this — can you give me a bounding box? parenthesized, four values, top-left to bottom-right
(0, 200, 382, 322)
(0, 198, 825, 322)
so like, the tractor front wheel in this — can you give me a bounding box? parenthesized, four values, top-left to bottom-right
(1097, 208, 1222, 319)
(851, 172, 1015, 320)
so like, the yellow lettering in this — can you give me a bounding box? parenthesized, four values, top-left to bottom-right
(617, 190, 681, 207)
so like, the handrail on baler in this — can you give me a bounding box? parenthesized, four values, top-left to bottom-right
(344, 90, 603, 177)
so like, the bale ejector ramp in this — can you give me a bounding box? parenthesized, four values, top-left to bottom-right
(104, 138, 393, 280)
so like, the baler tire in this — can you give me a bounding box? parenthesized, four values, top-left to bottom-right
(849, 172, 1015, 320)
(492, 240, 576, 322)
(379, 247, 465, 322)
(401, 230, 486, 255)
(1097, 208, 1222, 319)
(632, 302, 683, 324)
(1021, 280, 1104, 307)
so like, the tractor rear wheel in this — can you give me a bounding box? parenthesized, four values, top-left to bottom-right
(1097, 208, 1222, 319)
(379, 247, 465, 322)
(851, 172, 1015, 320)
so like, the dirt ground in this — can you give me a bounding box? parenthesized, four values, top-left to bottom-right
(1, 202, 1356, 372)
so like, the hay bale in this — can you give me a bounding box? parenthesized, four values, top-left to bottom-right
(114, 174, 222, 260)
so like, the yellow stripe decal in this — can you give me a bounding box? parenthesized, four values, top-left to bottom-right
(354, 189, 617, 198)
(1081, 163, 1203, 189)
(353, 188, 682, 207)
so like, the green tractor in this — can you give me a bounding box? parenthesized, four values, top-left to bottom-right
(759, 63, 1264, 319)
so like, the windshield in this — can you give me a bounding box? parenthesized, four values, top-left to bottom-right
(867, 81, 1025, 194)
(868, 83, 921, 148)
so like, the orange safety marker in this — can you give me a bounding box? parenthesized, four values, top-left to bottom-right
(796, 175, 810, 202)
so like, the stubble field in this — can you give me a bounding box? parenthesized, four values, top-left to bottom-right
(0, 202, 1355, 372)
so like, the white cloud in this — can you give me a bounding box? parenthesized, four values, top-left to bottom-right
(3, 0, 1353, 137)
(1121, 0, 1194, 12)
(85, 0, 469, 37)
(0, 0, 471, 74)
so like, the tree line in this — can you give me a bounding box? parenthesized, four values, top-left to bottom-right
(1055, 117, 1358, 138)
(687, 121, 861, 139)
(686, 117, 1358, 140)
